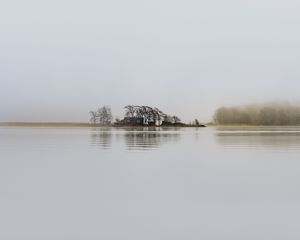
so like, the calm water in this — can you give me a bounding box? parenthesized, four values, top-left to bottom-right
(1, 126, 300, 240)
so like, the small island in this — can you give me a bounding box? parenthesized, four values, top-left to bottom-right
(90, 105, 206, 127)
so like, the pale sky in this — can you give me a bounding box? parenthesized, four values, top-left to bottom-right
(1, 0, 300, 122)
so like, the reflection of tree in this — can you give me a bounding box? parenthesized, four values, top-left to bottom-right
(216, 131, 300, 150)
(90, 128, 112, 149)
(90, 127, 182, 151)
(123, 128, 181, 151)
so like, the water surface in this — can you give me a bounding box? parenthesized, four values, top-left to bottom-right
(1, 126, 300, 240)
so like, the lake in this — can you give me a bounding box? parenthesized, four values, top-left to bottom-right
(1, 126, 300, 240)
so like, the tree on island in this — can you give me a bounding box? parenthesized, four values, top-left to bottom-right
(172, 116, 181, 124)
(124, 105, 167, 123)
(89, 105, 208, 127)
(124, 105, 136, 118)
(90, 106, 113, 125)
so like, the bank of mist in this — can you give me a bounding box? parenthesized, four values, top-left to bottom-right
(214, 102, 300, 125)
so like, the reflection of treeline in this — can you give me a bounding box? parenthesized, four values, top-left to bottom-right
(214, 103, 300, 125)
(124, 131, 181, 151)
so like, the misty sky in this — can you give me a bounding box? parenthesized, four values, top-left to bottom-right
(1, 0, 300, 122)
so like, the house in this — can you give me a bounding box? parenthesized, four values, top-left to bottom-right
(121, 117, 148, 126)
(148, 119, 163, 126)
(118, 117, 163, 126)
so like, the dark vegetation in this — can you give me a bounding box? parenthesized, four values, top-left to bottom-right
(89, 106, 113, 125)
(90, 105, 205, 127)
(214, 102, 300, 125)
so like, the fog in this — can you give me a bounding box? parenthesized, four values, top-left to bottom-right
(1, 0, 300, 122)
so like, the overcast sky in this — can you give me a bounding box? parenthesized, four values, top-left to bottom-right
(1, 0, 300, 122)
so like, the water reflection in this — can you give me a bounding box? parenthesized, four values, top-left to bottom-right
(3, 127, 300, 239)
(90, 128, 112, 149)
(123, 130, 180, 151)
(216, 127, 300, 150)
(89, 127, 181, 151)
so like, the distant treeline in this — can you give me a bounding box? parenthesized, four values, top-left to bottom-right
(214, 103, 300, 125)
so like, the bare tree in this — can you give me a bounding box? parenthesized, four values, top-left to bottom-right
(172, 116, 181, 123)
(98, 106, 113, 125)
(89, 111, 98, 124)
(124, 105, 137, 118)
(154, 107, 166, 121)
(122, 105, 182, 125)
(89, 106, 113, 125)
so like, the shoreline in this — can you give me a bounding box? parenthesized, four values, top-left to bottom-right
(3, 122, 300, 127)
(2, 122, 300, 128)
